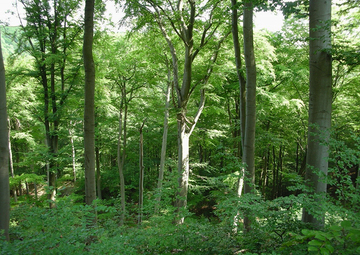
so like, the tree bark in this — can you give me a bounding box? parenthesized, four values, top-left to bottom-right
(138, 120, 146, 225)
(69, 122, 77, 182)
(242, 1, 257, 232)
(96, 146, 102, 199)
(117, 105, 126, 224)
(302, 0, 332, 230)
(175, 91, 205, 224)
(83, 0, 96, 206)
(8, 118, 17, 202)
(0, 31, 10, 241)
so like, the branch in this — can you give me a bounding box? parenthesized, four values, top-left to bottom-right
(152, 13, 182, 105)
(190, 29, 231, 98)
(188, 89, 205, 136)
(155, 3, 183, 41)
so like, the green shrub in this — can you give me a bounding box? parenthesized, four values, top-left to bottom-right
(282, 220, 360, 254)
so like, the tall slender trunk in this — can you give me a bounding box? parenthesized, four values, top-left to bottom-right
(96, 146, 102, 199)
(117, 105, 126, 224)
(83, 0, 96, 206)
(138, 120, 146, 225)
(231, 0, 247, 199)
(8, 118, 17, 202)
(356, 163, 359, 190)
(155, 82, 171, 213)
(242, 1, 257, 232)
(69, 122, 77, 182)
(302, 0, 332, 229)
(231, 0, 246, 153)
(41, 65, 57, 208)
(0, 31, 10, 241)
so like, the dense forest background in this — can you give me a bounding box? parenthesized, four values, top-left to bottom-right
(1, 0, 360, 254)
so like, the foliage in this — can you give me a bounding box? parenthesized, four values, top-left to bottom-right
(9, 174, 46, 189)
(283, 221, 360, 255)
(1, 0, 360, 254)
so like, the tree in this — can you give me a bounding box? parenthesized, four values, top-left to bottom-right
(123, 0, 230, 223)
(138, 118, 146, 224)
(232, 0, 257, 232)
(302, 0, 332, 229)
(0, 31, 10, 241)
(155, 62, 172, 213)
(231, 0, 246, 157)
(83, 0, 96, 206)
(242, 0, 257, 199)
(17, 0, 83, 207)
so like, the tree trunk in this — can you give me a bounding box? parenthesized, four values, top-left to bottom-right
(117, 106, 126, 224)
(242, 0, 257, 232)
(155, 82, 171, 213)
(8, 118, 17, 202)
(69, 122, 77, 182)
(175, 113, 191, 216)
(302, 0, 332, 230)
(231, 0, 246, 152)
(25, 181, 29, 195)
(83, 0, 96, 206)
(0, 31, 10, 241)
(175, 90, 205, 224)
(356, 163, 359, 190)
(96, 146, 102, 199)
(138, 120, 146, 225)
(231, 0, 247, 201)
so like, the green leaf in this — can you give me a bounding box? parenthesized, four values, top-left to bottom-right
(320, 247, 331, 255)
(356, 246, 360, 253)
(324, 243, 334, 253)
(309, 239, 323, 247)
(341, 220, 352, 229)
(329, 225, 342, 232)
(308, 246, 319, 252)
(348, 229, 360, 243)
(302, 229, 315, 237)
(315, 232, 327, 241)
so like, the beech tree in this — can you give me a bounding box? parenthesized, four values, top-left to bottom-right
(230, 0, 257, 232)
(241, 0, 257, 228)
(302, 0, 332, 229)
(83, 0, 96, 205)
(123, 0, 230, 222)
(0, 31, 10, 241)
(17, 0, 83, 207)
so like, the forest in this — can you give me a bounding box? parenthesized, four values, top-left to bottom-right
(0, 0, 360, 254)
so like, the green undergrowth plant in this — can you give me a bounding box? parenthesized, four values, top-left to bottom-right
(282, 220, 360, 255)
(216, 192, 308, 254)
(1, 195, 239, 254)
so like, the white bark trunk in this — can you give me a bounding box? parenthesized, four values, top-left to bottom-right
(8, 118, 17, 202)
(175, 116, 190, 224)
(69, 122, 77, 182)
